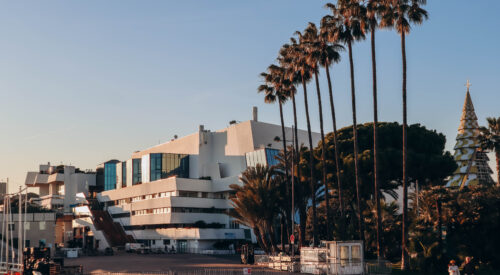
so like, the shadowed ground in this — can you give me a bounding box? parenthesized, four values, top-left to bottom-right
(65, 252, 276, 273)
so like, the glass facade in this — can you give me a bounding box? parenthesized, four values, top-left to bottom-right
(132, 159, 142, 185)
(245, 148, 280, 167)
(122, 161, 127, 188)
(104, 162, 117, 191)
(150, 153, 189, 181)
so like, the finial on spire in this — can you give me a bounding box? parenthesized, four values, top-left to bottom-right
(465, 79, 471, 92)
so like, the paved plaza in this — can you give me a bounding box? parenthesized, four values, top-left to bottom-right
(65, 252, 271, 273)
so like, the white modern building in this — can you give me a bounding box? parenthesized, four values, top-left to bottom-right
(24, 164, 97, 213)
(97, 109, 320, 252)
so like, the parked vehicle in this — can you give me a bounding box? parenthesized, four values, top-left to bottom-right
(125, 243, 143, 253)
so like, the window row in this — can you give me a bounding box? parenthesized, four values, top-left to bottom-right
(131, 207, 227, 216)
(112, 191, 232, 206)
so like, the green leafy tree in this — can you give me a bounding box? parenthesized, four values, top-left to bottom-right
(307, 122, 455, 255)
(413, 186, 500, 270)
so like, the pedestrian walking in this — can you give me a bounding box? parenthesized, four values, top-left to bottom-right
(449, 260, 460, 275)
(462, 256, 475, 275)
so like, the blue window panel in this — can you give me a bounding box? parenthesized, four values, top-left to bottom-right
(148, 153, 190, 182)
(132, 159, 142, 185)
(122, 162, 127, 188)
(265, 148, 280, 167)
(104, 162, 117, 191)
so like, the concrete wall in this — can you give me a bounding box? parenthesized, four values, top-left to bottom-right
(0, 213, 56, 249)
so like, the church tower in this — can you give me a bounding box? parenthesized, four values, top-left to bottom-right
(446, 81, 494, 188)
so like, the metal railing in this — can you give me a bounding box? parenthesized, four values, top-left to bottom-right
(85, 268, 284, 275)
(364, 260, 392, 275)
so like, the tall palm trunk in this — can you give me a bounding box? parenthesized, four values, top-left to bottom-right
(371, 26, 382, 259)
(302, 74, 318, 246)
(401, 31, 409, 270)
(314, 70, 330, 240)
(347, 40, 365, 242)
(269, 224, 280, 254)
(325, 63, 344, 240)
(278, 101, 291, 247)
(291, 93, 303, 246)
(254, 227, 270, 254)
(495, 151, 500, 186)
(299, 206, 307, 248)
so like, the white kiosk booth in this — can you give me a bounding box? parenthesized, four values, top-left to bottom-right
(326, 241, 364, 275)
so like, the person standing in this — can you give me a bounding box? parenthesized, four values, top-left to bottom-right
(462, 257, 475, 275)
(448, 260, 460, 275)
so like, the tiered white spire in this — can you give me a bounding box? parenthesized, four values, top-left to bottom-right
(446, 81, 494, 188)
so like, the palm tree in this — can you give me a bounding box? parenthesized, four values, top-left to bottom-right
(381, 0, 428, 269)
(278, 42, 302, 186)
(287, 31, 319, 246)
(259, 65, 296, 242)
(480, 117, 500, 186)
(318, 16, 345, 230)
(278, 42, 304, 244)
(325, 0, 367, 242)
(230, 165, 283, 254)
(274, 144, 315, 248)
(366, 0, 388, 259)
(301, 22, 334, 240)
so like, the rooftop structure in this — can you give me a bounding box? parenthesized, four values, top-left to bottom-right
(446, 83, 494, 188)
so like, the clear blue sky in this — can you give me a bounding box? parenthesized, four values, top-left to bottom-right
(1, 0, 499, 189)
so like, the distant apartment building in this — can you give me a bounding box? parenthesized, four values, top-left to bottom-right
(24, 164, 99, 213)
(97, 110, 319, 251)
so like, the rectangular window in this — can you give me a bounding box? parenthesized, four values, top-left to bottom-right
(150, 153, 163, 182)
(8, 223, 14, 231)
(25, 222, 30, 230)
(265, 148, 280, 167)
(133, 159, 142, 185)
(39, 221, 46, 230)
(351, 245, 361, 262)
(104, 162, 117, 191)
(122, 162, 127, 188)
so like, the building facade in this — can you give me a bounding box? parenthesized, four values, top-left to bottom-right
(97, 114, 319, 251)
(25, 164, 98, 213)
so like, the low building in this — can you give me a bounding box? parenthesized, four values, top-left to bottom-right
(0, 212, 56, 250)
(24, 164, 99, 213)
(97, 109, 319, 251)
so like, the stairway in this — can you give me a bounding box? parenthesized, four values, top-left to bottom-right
(90, 210, 134, 247)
